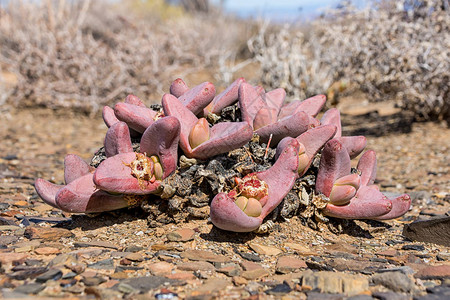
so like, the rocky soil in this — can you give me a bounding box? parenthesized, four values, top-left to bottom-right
(0, 102, 449, 299)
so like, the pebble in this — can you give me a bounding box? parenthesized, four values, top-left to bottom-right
(181, 249, 228, 263)
(371, 291, 411, 300)
(35, 268, 62, 282)
(177, 261, 215, 272)
(265, 283, 292, 295)
(24, 226, 73, 241)
(73, 240, 118, 249)
(7, 266, 48, 280)
(240, 260, 264, 271)
(414, 265, 450, 279)
(241, 268, 270, 280)
(403, 217, 450, 247)
(236, 251, 262, 262)
(82, 276, 107, 286)
(217, 263, 242, 277)
(166, 228, 195, 242)
(88, 258, 115, 270)
(35, 246, 61, 255)
(191, 278, 229, 295)
(371, 271, 415, 293)
(124, 252, 144, 262)
(147, 261, 174, 275)
(302, 271, 369, 296)
(118, 276, 180, 293)
(276, 255, 307, 274)
(248, 242, 282, 256)
(0, 252, 28, 265)
(283, 242, 315, 255)
(13, 283, 45, 295)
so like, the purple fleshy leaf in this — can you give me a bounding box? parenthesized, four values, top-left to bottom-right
(114, 102, 158, 133)
(56, 173, 129, 213)
(253, 107, 278, 130)
(178, 82, 216, 115)
(204, 77, 245, 116)
(316, 139, 351, 197)
(140, 116, 181, 178)
(278, 95, 326, 119)
(356, 150, 377, 186)
(255, 111, 311, 145)
(323, 185, 392, 219)
(34, 178, 63, 209)
(320, 108, 342, 137)
(64, 154, 91, 184)
(170, 78, 189, 98)
(263, 88, 286, 112)
(328, 173, 361, 205)
(104, 122, 133, 158)
(125, 94, 146, 107)
(373, 194, 411, 220)
(93, 152, 161, 194)
(239, 82, 266, 128)
(335, 136, 367, 159)
(102, 106, 120, 127)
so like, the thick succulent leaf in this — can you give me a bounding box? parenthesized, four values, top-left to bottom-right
(253, 107, 278, 130)
(255, 111, 311, 145)
(191, 121, 253, 160)
(34, 178, 63, 209)
(102, 106, 120, 127)
(336, 136, 367, 159)
(125, 94, 146, 107)
(93, 152, 161, 194)
(320, 108, 342, 137)
(64, 154, 91, 185)
(56, 173, 129, 213)
(278, 95, 326, 119)
(170, 78, 189, 98)
(104, 122, 133, 158)
(162, 93, 199, 156)
(329, 173, 361, 205)
(210, 193, 263, 232)
(140, 116, 180, 177)
(114, 102, 157, 133)
(238, 82, 266, 127)
(263, 88, 286, 112)
(323, 185, 392, 219)
(257, 138, 300, 218)
(178, 82, 216, 115)
(204, 77, 245, 115)
(373, 194, 411, 220)
(316, 139, 351, 197)
(356, 150, 377, 186)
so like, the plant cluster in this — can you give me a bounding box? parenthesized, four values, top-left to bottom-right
(35, 78, 411, 233)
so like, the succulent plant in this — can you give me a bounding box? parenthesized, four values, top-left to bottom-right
(34, 77, 411, 232)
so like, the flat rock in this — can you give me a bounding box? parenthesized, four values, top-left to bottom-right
(8, 266, 48, 280)
(414, 265, 450, 279)
(147, 261, 174, 275)
(192, 278, 229, 295)
(302, 271, 369, 296)
(283, 242, 315, 255)
(248, 242, 282, 256)
(0, 252, 28, 264)
(181, 249, 228, 263)
(124, 252, 144, 262)
(241, 268, 270, 280)
(178, 261, 215, 272)
(0, 235, 18, 246)
(166, 228, 195, 242)
(73, 240, 118, 249)
(276, 255, 307, 274)
(403, 217, 450, 247)
(371, 271, 415, 293)
(265, 283, 292, 295)
(371, 291, 411, 300)
(217, 263, 242, 277)
(118, 276, 180, 293)
(35, 268, 62, 282)
(35, 246, 61, 255)
(240, 260, 264, 271)
(13, 283, 45, 295)
(24, 226, 73, 241)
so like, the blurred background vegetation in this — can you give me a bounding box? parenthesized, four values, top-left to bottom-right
(0, 0, 448, 123)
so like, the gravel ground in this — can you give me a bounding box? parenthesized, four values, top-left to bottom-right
(0, 106, 449, 299)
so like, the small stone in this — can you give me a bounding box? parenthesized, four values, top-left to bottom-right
(117, 282, 139, 294)
(8, 266, 48, 280)
(120, 258, 132, 265)
(49, 253, 76, 266)
(283, 242, 315, 255)
(192, 278, 229, 295)
(237, 251, 262, 262)
(371, 291, 410, 300)
(35, 268, 62, 283)
(0, 235, 18, 246)
(165, 271, 196, 281)
(24, 226, 73, 241)
(178, 261, 215, 272)
(124, 245, 144, 252)
(166, 228, 195, 242)
(14, 283, 45, 295)
(248, 242, 282, 256)
(240, 260, 264, 271)
(125, 252, 144, 262)
(73, 240, 118, 249)
(403, 217, 450, 247)
(414, 265, 450, 280)
(217, 263, 242, 277)
(88, 259, 115, 270)
(70, 247, 103, 258)
(0, 225, 20, 231)
(241, 268, 270, 280)
(82, 276, 107, 286)
(276, 255, 307, 274)
(371, 271, 414, 293)
(232, 276, 248, 285)
(147, 261, 174, 275)
(181, 250, 228, 263)
(376, 249, 399, 257)
(401, 244, 425, 251)
(0, 252, 28, 265)
(265, 283, 292, 295)
(65, 262, 86, 274)
(35, 247, 61, 255)
(302, 271, 369, 295)
(118, 276, 179, 293)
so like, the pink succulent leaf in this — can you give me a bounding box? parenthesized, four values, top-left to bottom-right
(170, 78, 189, 98)
(93, 152, 161, 194)
(253, 85, 265, 96)
(191, 121, 253, 160)
(178, 81, 216, 115)
(255, 111, 311, 145)
(56, 173, 129, 213)
(316, 139, 352, 197)
(328, 173, 361, 205)
(253, 107, 278, 130)
(320, 108, 342, 137)
(278, 101, 301, 120)
(140, 116, 181, 178)
(203, 77, 245, 116)
(373, 194, 411, 220)
(210, 193, 263, 232)
(34, 178, 63, 209)
(263, 88, 286, 112)
(257, 138, 301, 218)
(64, 154, 91, 184)
(104, 122, 133, 158)
(278, 95, 326, 119)
(102, 106, 120, 127)
(356, 150, 377, 186)
(323, 185, 393, 219)
(239, 82, 266, 128)
(114, 102, 157, 133)
(335, 136, 367, 159)
(124, 94, 146, 107)
(210, 139, 300, 232)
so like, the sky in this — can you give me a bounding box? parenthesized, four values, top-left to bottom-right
(212, 0, 368, 22)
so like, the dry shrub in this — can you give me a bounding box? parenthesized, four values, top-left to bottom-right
(0, 0, 248, 113)
(248, 0, 449, 122)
